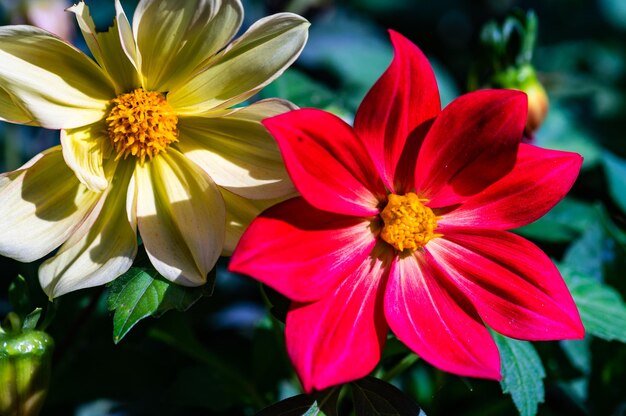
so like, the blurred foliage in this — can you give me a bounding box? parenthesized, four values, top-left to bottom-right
(1, 0, 626, 415)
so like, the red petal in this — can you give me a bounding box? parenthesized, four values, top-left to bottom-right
(263, 109, 385, 216)
(286, 245, 392, 392)
(354, 30, 440, 192)
(384, 253, 501, 380)
(414, 90, 527, 207)
(427, 230, 584, 340)
(439, 143, 583, 229)
(229, 197, 377, 302)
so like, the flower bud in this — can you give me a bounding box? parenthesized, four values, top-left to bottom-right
(0, 324, 54, 416)
(492, 64, 549, 136)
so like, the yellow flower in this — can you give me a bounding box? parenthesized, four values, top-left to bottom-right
(0, 0, 309, 298)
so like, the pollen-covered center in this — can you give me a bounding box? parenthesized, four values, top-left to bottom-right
(380, 192, 439, 252)
(106, 88, 178, 164)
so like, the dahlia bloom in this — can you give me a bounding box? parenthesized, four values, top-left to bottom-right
(0, 0, 308, 297)
(230, 30, 584, 392)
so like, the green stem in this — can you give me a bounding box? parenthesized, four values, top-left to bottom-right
(382, 353, 420, 382)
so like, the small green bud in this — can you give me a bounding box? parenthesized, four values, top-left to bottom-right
(0, 316, 54, 416)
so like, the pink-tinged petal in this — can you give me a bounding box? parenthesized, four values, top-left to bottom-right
(229, 197, 377, 303)
(286, 244, 392, 392)
(414, 90, 527, 207)
(354, 30, 440, 192)
(439, 144, 583, 230)
(428, 230, 584, 340)
(263, 109, 386, 216)
(384, 253, 501, 380)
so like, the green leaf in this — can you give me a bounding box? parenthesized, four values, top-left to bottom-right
(534, 104, 602, 169)
(562, 217, 612, 280)
(562, 268, 626, 343)
(515, 198, 594, 242)
(107, 266, 214, 343)
(602, 151, 626, 214)
(351, 376, 424, 416)
(256, 396, 324, 416)
(493, 333, 545, 416)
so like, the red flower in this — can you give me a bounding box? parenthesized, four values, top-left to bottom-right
(229, 30, 584, 392)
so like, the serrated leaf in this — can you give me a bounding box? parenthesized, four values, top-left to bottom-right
(107, 266, 214, 343)
(493, 333, 545, 416)
(256, 395, 332, 416)
(563, 269, 626, 343)
(515, 198, 594, 242)
(351, 376, 424, 416)
(562, 218, 613, 281)
(602, 151, 626, 214)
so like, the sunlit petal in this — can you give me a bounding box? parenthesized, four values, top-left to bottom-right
(177, 99, 296, 200)
(133, 0, 243, 91)
(39, 160, 137, 298)
(135, 150, 225, 285)
(0, 147, 100, 262)
(0, 25, 115, 129)
(168, 13, 309, 114)
(60, 121, 112, 192)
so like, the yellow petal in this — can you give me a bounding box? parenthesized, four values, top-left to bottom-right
(0, 146, 101, 262)
(177, 98, 296, 199)
(68, 1, 140, 93)
(60, 121, 112, 192)
(135, 150, 225, 285)
(39, 160, 137, 298)
(133, 0, 243, 91)
(220, 187, 289, 255)
(168, 13, 309, 115)
(0, 25, 115, 129)
(0, 84, 35, 125)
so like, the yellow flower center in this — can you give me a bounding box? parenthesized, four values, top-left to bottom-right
(380, 192, 439, 252)
(106, 88, 178, 164)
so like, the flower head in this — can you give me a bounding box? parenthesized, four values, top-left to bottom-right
(0, 0, 309, 298)
(230, 30, 584, 392)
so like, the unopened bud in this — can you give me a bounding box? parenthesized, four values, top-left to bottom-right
(0, 318, 54, 416)
(493, 65, 549, 136)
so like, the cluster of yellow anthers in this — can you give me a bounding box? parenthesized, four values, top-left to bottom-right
(380, 192, 440, 252)
(106, 89, 179, 165)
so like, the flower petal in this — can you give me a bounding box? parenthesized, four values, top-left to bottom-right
(0, 84, 35, 125)
(230, 197, 377, 302)
(219, 188, 286, 256)
(133, 0, 243, 91)
(354, 30, 440, 192)
(60, 121, 112, 192)
(0, 146, 100, 262)
(427, 230, 584, 340)
(414, 90, 527, 207)
(0, 25, 115, 129)
(168, 13, 309, 114)
(39, 160, 137, 298)
(285, 244, 391, 392)
(263, 109, 386, 216)
(384, 253, 501, 379)
(135, 150, 225, 286)
(68, 1, 140, 93)
(177, 99, 296, 200)
(439, 144, 583, 230)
